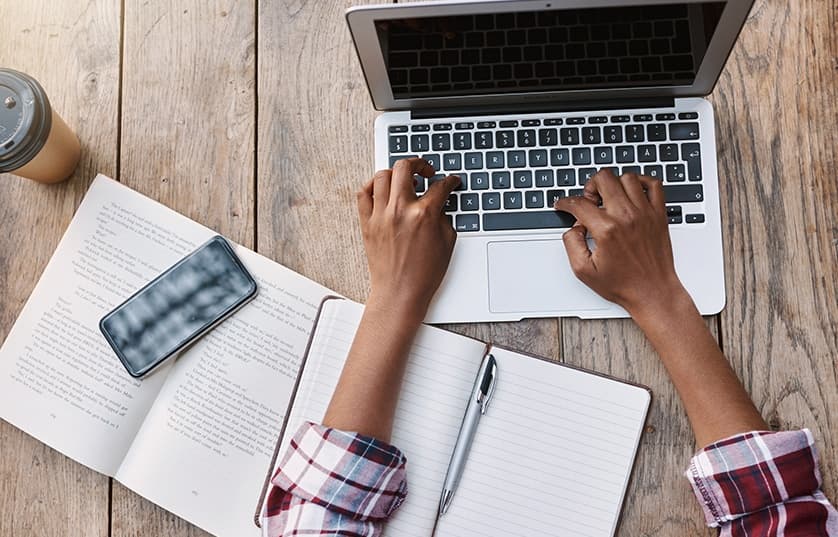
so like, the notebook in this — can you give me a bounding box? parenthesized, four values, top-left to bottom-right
(256, 297, 652, 536)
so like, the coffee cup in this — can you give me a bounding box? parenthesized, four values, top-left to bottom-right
(0, 68, 81, 183)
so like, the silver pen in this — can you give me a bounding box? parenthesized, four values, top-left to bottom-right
(438, 353, 498, 517)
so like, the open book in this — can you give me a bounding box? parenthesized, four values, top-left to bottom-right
(258, 298, 652, 537)
(0, 175, 334, 537)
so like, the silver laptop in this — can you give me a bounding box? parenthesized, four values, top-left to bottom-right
(346, 0, 753, 323)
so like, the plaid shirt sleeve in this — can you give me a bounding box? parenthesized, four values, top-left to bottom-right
(261, 421, 408, 537)
(686, 429, 838, 536)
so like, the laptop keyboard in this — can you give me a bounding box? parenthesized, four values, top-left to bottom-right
(387, 111, 706, 233)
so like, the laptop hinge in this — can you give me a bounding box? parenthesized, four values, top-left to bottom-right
(410, 97, 675, 120)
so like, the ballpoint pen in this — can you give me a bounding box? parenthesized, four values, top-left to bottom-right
(438, 352, 498, 517)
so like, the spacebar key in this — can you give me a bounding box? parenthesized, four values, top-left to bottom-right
(483, 211, 576, 231)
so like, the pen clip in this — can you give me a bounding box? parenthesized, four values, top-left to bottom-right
(475, 354, 497, 414)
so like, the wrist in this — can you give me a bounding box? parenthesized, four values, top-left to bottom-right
(626, 281, 698, 331)
(366, 289, 428, 328)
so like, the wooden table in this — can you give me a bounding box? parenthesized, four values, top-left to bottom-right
(1, 1, 836, 535)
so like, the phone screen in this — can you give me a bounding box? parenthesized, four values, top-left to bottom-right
(100, 236, 257, 377)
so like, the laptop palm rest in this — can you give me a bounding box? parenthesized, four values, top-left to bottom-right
(487, 239, 611, 314)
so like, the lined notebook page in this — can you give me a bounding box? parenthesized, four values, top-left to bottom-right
(437, 346, 650, 537)
(278, 299, 487, 536)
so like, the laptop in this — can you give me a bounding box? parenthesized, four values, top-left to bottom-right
(346, 0, 754, 323)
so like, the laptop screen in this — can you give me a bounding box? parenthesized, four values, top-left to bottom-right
(374, 3, 726, 100)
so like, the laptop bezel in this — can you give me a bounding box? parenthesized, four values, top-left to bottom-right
(346, 0, 753, 112)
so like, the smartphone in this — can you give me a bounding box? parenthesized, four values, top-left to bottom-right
(100, 235, 258, 378)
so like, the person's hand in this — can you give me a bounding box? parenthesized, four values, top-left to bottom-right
(553, 169, 689, 317)
(358, 157, 461, 323)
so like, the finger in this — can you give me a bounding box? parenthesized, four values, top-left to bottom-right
(391, 157, 435, 204)
(554, 195, 609, 233)
(637, 175, 666, 214)
(584, 169, 632, 211)
(372, 168, 392, 209)
(562, 224, 595, 278)
(357, 176, 374, 223)
(619, 173, 648, 208)
(422, 174, 461, 212)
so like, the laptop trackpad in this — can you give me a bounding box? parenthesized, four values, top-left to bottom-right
(487, 239, 611, 314)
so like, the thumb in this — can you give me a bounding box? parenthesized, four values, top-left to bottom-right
(562, 224, 593, 278)
(422, 174, 461, 212)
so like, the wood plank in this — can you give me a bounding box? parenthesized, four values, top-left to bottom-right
(112, 1, 255, 535)
(0, 1, 120, 536)
(710, 0, 838, 502)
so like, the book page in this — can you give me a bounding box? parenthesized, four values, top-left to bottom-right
(276, 299, 488, 537)
(115, 249, 331, 537)
(437, 346, 651, 537)
(0, 174, 213, 475)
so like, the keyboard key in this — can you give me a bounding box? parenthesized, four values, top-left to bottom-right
(682, 143, 702, 181)
(655, 113, 676, 121)
(483, 210, 575, 231)
(390, 135, 408, 153)
(432, 133, 450, 151)
(496, 130, 515, 148)
(546, 189, 566, 205)
(390, 154, 417, 167)
(601, 166, 619, 176)
(633, 114, 652, 121)
(556, 168, 576, 186)
(538, 128, 558, 146)
(456, 214, 480, 232)
(569, 188, 585, 197)
(638, 145, 657, 162)
(411, 124, 430, 131)
(572, 147, 592, 165)
(528, 149, 548, 167)
(594, 147, 613, 164)
(486, 151, 505, 168)
(507, 151, 526, 167)
(455, 122, 474, 129)
(660, 143, 679, 161)
(588, 116, 607, 124)
(499, 120, 518, 127)
(461, 193, 480, 211)
(513, 171, 533, 188)
(482, 192, 501, 210)
(503, 191, 523, 209)
(453, 132, 472, 150)
(647, 124, 667, 141)
(470, 172, 489, 190)
(644, 165, 664, 179)
(669, 122, 700, 140)
(453, 173, 467, 191)
(389, 125, 408, 133)
(421, 154, 440, 172)
(526, 190, 545, 208)
(464, 152, 483, 170)
(582, 126, 601, 144)
(415, 176, 426, 193)
(517, 130, 536, 147)
(666, 205, 682, 217)
(560, 127, 580, 145)
(477, 121, 496, 129)
(579, 168, 596, 185)
(522, 119, 540, 126)
(625, 124, 645, 142)
(686, 213, 705, 223)
(544, 118, 563, 126)
(666, 163, 686, 182)
(433, 123, 452, 131)
(668, 214, 683, 224)
(550, 148, 570, 166)
(534, 169, 554, 187)
(622, 165, 641, 174)
(567, 117, 585, 125)
(475, 132, 493, 148)
(611, 115, 630, 123)
(663, 184, 703, 203)
(616, 146, 635, 163)
(678, 112, 699, 120)
(603, 126, 623, 143)
(442, 153, 461, 171)
(492, 171, 511, 189)
(411, 134, 430, 152)
(444, 194, 458, 212)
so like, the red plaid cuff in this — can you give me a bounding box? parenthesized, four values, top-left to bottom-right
(686, 429, 838, 533)
(267, 422, 408, 522)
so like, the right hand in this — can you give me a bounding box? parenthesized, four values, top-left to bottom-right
(553, 169, 689, 316)
(357, 157, 461, 323)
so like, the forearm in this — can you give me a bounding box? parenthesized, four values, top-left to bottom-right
(322, 295, 423, 442)
(631, 289, 767, 447)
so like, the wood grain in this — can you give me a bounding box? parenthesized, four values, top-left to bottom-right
(0, 1, 120, 536)
(710, 0, 838, 501)
(112, 1, 254, 536)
